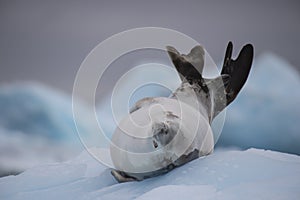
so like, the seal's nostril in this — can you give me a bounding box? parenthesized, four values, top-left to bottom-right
(153, 140, 158, 148)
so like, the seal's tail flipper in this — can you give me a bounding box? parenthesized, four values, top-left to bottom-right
(166, 45, 205, 81)
(221, 42, 254, 105)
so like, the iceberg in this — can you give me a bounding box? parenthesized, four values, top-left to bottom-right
(217, 53, 300, 154)
(0, 83, 98, 176)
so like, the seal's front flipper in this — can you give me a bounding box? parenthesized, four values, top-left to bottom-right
(221, 42, 254, 105)
(166, 45, 205, 82)
(111, 170, 136, 183)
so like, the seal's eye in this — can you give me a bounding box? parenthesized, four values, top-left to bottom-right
(165, 129, 168, 135)
(153, 140, 158, 148)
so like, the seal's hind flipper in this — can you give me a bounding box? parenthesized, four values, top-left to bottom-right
(167, 45, 205, 82)
(206, 74, 230, 119)
(221, 42, 254, 105)
(210, 42, 253, 119)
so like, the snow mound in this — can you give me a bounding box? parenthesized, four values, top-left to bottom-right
(0, 148, 299, 200)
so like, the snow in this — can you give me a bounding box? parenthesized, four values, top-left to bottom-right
(136, 185, 217, 200)
(0, 148, 299, 200)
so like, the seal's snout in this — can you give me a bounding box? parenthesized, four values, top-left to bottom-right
(153, 140, 158, 148)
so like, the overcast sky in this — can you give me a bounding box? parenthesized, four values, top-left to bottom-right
(0, 0, 299, 95)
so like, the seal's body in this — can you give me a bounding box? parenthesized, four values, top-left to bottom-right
(110, 42, 254, 182)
